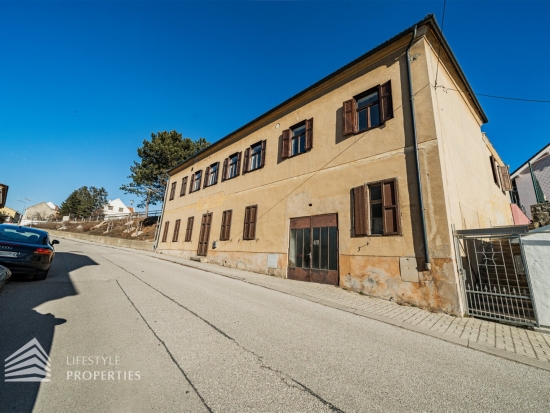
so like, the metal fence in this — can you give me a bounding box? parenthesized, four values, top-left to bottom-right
(454, 227, 539, 327)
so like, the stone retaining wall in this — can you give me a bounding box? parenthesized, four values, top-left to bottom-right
(48, 230, 154, 252)
(531, 201, 550, 229)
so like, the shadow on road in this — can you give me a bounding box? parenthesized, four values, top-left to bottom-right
(0, 252, 98, 412)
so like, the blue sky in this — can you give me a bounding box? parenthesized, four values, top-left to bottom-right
(1, 1, 549, 213)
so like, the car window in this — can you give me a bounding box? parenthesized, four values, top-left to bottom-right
(0, 228, 44, 244)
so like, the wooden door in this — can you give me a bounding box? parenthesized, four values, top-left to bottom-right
(197, 213, 212, 256)
(287, 214, 339, 286)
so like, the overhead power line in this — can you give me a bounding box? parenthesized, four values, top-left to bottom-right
(475, 93, 550, 103)
(434, 85, 550, 104)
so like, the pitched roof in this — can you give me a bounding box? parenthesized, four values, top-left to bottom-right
(511, 142, 550, 177)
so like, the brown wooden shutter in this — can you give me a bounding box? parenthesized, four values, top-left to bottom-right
(220, 210, 232, 240)
(281, 129, 290, 159)
(189, 175, 194, 193)
(225, 210, 232, 239)
(203, 167, 210, 187)
(180, 177, 187, 196)
(172, 219, 181, 242)
(243, 207, 250, 240)
(185, 216, 194, 242)
(220, 211, 227, 240)
(490, 156, 500, 187)
(222, 158, 228, 182)
(162, 221, 170, 242)
(343, 99, 357, 136)
(305, 118, 313, 150)
(243, 148, 250, 174)
(260, 140, 267, 168)
(248, 205, 257, 239)
(196, 170, 202, 191)
(382, 180, 400, 235)
(169, 182, 176, 200)
(379, 80, 394, 123)
(500, 165, 513, 191)
(235, 152, 242, 177)
(351, 185, 367, 236)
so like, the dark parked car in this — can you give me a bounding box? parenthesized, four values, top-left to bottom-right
(0, 224, 59, 280)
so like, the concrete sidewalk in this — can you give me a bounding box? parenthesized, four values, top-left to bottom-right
(56, 234, 550, 372)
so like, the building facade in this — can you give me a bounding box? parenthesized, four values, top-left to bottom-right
(157, 15, 514, 315)
(0, 206, 21, 223)
(22, 202, 58, 223)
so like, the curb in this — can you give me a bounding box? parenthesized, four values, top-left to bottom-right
(57, 235, 550, 373)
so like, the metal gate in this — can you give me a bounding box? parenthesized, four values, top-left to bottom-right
(454, 226, 539, 327)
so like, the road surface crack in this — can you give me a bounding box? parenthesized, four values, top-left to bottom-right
(104, 255, 345, 412)
(116, 280, 213, 413)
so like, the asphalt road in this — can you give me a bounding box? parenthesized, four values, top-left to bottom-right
(1, 238, 549, 412)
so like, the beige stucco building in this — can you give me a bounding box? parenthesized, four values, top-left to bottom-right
(157, 15, 514, 316)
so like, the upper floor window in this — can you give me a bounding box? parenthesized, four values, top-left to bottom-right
(180, 177, 188, 196)
(243, 141, 266, 174)
(190, 170, 202, 193)
(107, 206, 113, 211)
(356, 90, 380, 131)
(169, 181, 177, 200)
(118, 208, 124, 212)
(203, 162, 219, 188)
(281, 118, 313, 159)
(292, 123, 306, 156)
(343, 81, 393, 136)
(222, 152, 241, 181)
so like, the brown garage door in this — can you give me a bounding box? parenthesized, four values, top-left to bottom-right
(288, 214, 339, 286)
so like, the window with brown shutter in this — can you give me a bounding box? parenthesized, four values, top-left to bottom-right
(169, 182, 176, 200)
(490, 156, 500, 188)
(172, 219, 181, 242)
(180, 177, 188, 196)
(220, 210, 232, 241)
(500, 165, 513, 191)
(203, 162, 219, 187)
(162, 221, 170, 242)
(343, 81, 393, 136)
(190, 170, 202, 193)
(282, 120, 312, 158)
(224, 153, 241, 180)
(351, 179, 401, 237)
(244, 141, 266, 173)
(184, 217, 194, 242)
(243, 205, 258, 240)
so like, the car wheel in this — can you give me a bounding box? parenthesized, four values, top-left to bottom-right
(34, 269, 49, 281)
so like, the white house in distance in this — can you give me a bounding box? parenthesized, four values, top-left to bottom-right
(103, 198, 133, 219)
(511, 143, 550, 219)
(21, 202, 58, 224)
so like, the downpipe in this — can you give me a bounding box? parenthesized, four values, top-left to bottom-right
(406, 25, 431, 271)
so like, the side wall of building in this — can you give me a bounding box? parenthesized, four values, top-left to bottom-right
(424, 38, 513, 233)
